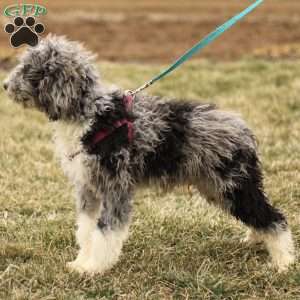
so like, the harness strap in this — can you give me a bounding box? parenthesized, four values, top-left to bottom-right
(69, 93, 133, 161)
(91, 93, 134, 145)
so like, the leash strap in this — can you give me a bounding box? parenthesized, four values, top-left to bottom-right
(69, 0, 264, 161)
(130, 0, 264, 96)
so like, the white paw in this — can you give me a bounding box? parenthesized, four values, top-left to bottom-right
(265, 228, 295, 273)
(67, 260, 94, 275)
(67, 227, 128, 275)
(67, 260, 83, 272)
(67, 260, 110, 275)
(274, 253, 295, 273)
(242, 230, 262, 245)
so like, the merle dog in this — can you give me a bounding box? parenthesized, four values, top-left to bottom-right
(3, 35, 295, 274)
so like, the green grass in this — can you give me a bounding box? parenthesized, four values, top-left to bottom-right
(0, 59, 300, 299)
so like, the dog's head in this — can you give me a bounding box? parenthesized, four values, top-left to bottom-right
(3, 35, 99, 121)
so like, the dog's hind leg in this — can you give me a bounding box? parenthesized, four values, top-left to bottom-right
(196, 148, 295, 272)
(221, 151, 295, 272)
(227, 188, 295, 272)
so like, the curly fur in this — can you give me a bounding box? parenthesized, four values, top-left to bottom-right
(3, 35, 295, 274)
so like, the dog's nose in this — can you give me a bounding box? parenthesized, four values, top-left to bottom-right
(3, 82, 8, 90)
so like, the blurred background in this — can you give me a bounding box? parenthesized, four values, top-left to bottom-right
(0, 0, 300, 68)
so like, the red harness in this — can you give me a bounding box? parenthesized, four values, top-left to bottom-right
(91, 93, 134, 145)
(69, 93, 134, 161)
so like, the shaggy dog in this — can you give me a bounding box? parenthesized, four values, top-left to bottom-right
(3, 35, 295, 274)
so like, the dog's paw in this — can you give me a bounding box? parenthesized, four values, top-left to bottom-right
(67, 260, 83, 273)
(273, 253, 296, 273)
(67, 260, 108, 275)
(67, 260, 93, 275)
(242, 230, 262, 245)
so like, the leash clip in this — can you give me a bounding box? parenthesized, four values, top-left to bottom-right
(123, 90, 134, 111)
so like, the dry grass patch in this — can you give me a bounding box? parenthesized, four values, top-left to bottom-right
(0, 59, 299, 299)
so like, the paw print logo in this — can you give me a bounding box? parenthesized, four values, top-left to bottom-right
(4, 16, 45, 48)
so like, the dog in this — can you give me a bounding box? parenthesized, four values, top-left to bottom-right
(3, 35, 295, 274)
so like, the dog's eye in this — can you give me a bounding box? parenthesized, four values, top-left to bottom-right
(26, 70, 44, 81)
(30, 79, 40, 88)
(24, 69, 44, 89)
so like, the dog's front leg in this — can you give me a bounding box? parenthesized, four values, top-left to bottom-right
(69, 183, 132, 275)
(67, 184, 100, 272)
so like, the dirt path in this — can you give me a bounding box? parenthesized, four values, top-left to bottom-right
(0, 0, 300, 65)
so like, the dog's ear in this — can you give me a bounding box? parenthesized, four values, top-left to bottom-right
(37, 75, 62, 121)
(32, 36, 101, 120)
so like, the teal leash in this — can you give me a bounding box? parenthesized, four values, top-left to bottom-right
(129, 0, 264, 96)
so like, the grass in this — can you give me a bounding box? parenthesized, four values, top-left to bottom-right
(0, 59, 300, 299)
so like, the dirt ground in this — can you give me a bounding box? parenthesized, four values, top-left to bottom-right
(1, 0, 300, 66)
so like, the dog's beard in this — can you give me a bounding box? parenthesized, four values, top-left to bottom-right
(7, 87, 36, 109)
(21, 99, 35, 109)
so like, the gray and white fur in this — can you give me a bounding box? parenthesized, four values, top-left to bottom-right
(3, 35, 295, 274)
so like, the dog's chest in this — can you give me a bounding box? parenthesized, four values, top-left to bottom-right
(53, 121, 88, 185)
